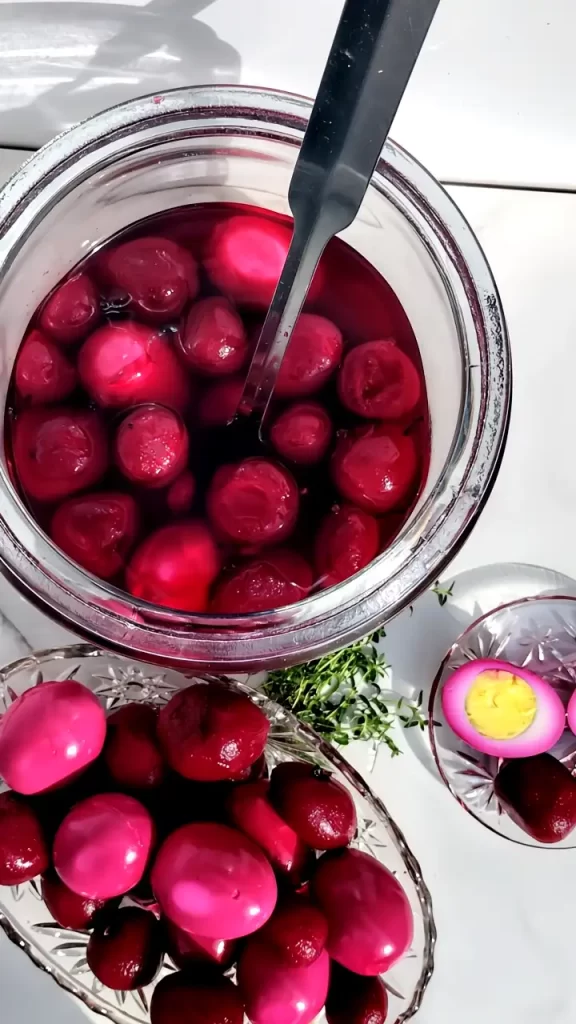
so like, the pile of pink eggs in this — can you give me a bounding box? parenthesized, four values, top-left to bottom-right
(0, 675, 414, 1024)
(6, 203, 430, 614)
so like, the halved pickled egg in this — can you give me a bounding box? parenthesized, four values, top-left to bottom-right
(441, 658, 566, 758)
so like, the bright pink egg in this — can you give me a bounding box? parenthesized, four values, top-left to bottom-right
(166, 470, 196, 515)
(441, 658, 566, 758)
(331, 424, 417, 514)
(212, 550, 313, 614)
(78, 321, 189, 412)
(276, 314, 343, 398)
(151, 821, 277, 938)
(13, 406, 108, 503)
(313, 849, 413, 975)
(0, 680, 106, 795)
(238, 938, 329, 1024)
(50, 491, 139, 579)
(226, 780, 312, 885)
(315, 505, 380, 588)
(98, 236, 199, 323)
(54, 792, 154, 899)
(207, 457, 299, 547)
(197, 376, 244, 427)
(205, 215, 325, 308)
(15, 330, 77, 404)
(125, 521, 220, 612)
(270, 402, 333, 465)
(39, 272, 100, 345)
(338, 339, 421, 420)
(115, 405, 189, 489)
(178, 296, 248, 376)
(157, 681, 269, 782)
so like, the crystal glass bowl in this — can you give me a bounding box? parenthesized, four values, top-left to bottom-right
(0, 85, 510, 670)
(429, 594, 576, 848)
(0, 644, 436, 1022)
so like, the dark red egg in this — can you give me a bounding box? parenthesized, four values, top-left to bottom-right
(115, 405, 189, 489)
(39, 272, 100, 345)
(50, 491, 139, 579)
(78, 321, 189, 412)
(212, 549, 313, 614)
(98, 235, 199, 323)
(150, 970, 244, 1024)
(205, 214, 324, 308)
(166, 922, 238, 971)
(87, 906, 164, 990)
(270, 402, 333, 465)
(207, 458, 299, 547)
(178, 296, 248, 376)
(0, 793, 49, 885)
(166, 470, 196, 515)
(276, 314, 343, 398)
(325, 963, 389, 1024)
(13, 406, 108, 503)
(315, 505, 379, 588)
(331, 424, 418, 514)
(270, 762, 357, 850)
(15, 330, 77, 404)
(42, 869, 111, 930)
(126, 521, 219, 612)
(227, 780, 313, 885)
(257, 896, 328, 967)
(338, 338, 421, 420)
(104, 704, 166, 790)
(157, 681, 270, 782)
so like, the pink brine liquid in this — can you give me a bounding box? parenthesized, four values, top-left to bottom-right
(6, 203, 430, 616)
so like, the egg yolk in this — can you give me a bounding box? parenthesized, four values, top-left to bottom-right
(465, 670, 537, 740)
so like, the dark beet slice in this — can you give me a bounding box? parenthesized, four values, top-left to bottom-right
(276, 314, 342, 398)
(0, 793, 49, 885)
(331, 424, 417, 514)
(42, 869, 111, 930)
(178, 296, 248, 376)
(157, 682, 269, 782)
(13, 406, 108, 503)
(87, 906, 164, 990)
(211, 550, 313, 614)
(115, 405, 189, 489)
(227, 780, 313, 885)
(207, 458, 299, 547)
(125, 521, 220, 613)
(270, 762, 357, 850)
(315, 504, 380, 588)
(39, 272, 100, 345)
(257, 896, 328, 967)
(270, 402, 333, 466)
(494, 754, 576, 843)
(50, 491, 139, 580)
(325, 963, 389, 1024)
(98, 235, 199, 323)
(104, 704, 166, 790)
(337, 338, 421, 420)
(15, 330, 77, 404)
(151, 970, 244, 1024)
(78, 321, 189, 412)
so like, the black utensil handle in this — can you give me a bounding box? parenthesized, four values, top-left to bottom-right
(290, 0, 441, 232)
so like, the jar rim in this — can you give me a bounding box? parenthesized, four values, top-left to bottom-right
(0, 85, 511, 668)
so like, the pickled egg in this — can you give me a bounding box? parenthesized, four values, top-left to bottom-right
(441, 658, 566, 758)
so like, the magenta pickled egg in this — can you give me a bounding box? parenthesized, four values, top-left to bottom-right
(442, 658, 566, 758)
(565, 689, 576, 738)
(0, 680, 106, 795)
(151, 821, 277, 939)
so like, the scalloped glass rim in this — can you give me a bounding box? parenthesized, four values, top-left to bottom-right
(429, 593, 576, 849)
(0, 644, 436, 1023)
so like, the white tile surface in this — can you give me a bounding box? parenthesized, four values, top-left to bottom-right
(1, 174, 576, 1022)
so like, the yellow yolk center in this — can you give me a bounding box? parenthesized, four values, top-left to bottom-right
(465, 670, 537, 740)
